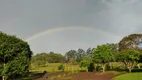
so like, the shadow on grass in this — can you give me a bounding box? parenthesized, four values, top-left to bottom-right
(132, 68, 142, 72)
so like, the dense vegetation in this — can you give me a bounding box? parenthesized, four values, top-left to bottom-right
(1, 31, 142, 80)
(31, 52, 65, 67)
(0, 32, 32, 80)
(31, 34, 142, 73)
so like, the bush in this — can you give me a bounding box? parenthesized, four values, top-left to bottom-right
(106, 63, 111, 70)
(88, 63, 95, 72)
(58, 64, 64, 72)
(96, 65, 101, 71)
(43, 71, 47, 74)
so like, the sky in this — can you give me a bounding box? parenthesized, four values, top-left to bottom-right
(1, 0, 142, 54)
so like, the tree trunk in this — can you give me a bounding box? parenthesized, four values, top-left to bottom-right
(87, 69, 88, 72)
(123, 62, 128, 69)
(2, 76, 5, 80)
(102, 64, 106, 72)
(109, 62, 113, 69)
(137, 64, 141, 69)
(129, 68, 132, 73)
(3, 63, 5, 80)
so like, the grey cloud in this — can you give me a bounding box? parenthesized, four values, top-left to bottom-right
(28, 29, 121, 54)
(0, 0, 142, 53)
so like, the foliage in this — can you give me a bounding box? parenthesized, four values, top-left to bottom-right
(118, 34, 142, 68)
(87, 63, 95, 72)
(93, 44, 115, 72)
(86, 48, 94, 59)
(31, 53, 48, 67)
(65, 48, 95, 63)
(79, 58, 91, 68)
(0, 32, 32, 79)
(116, 48, 140, 73)
(58, 64, 64, 72)
(69, 58, 76, 65)
(65, 50, 76, 62)
(95, 65, 101, 71)
(119, 34, 142, 51)
(31, 52, 65, 67)
(76, 48, 86, 62)
(30, 63, 84, 73)
(47, 53, 65, 63)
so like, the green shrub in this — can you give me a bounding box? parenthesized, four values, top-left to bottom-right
(88, 63, 95, 72)
(96, 65, 101, 71)
(58, 64, 64, 72)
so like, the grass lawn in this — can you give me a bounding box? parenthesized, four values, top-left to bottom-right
(30, 63, 61, 72)
(113, 72, 142, 80)
(30, 63, 86, 72)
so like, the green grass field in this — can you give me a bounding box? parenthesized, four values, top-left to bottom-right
(30, 63, 87, 73)
(30, 62, 142, 73)
(113, 73, 142, 80)
(30, 63, 61, 72)
(17, 62, 142, 80)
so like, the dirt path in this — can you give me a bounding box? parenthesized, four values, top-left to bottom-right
(34, 72, 121, 80)
(71, 72, 118, 80)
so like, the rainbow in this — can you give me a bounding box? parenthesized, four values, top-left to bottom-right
(25, 26, 104, 42)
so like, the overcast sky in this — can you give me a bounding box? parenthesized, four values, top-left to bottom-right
(1, 0, 142, 54)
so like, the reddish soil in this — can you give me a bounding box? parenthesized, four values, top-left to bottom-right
(34, 72, 121, 80)
(72, 72, 119, 80)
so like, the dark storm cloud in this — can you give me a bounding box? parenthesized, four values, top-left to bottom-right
(0, 0, 142, 53)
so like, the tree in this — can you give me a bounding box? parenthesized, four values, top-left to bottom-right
(117, 48, 140, 73)
(87, 63, 95, 72)
(0, 32, 32, 80)
(31, 53, 48, 67)
(76, 48, 86, 62)
(119, 34, 142, 51)
(118, 34, 142, 68)
(65, 50, 76, 62)
(93, 44, 115, 72)
(31, 52, 65, 67)
(47, 53, 65, 63)
(79, 58, 91, 68)
(86, 48, 94, 59)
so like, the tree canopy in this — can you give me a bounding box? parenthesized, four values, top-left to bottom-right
(93, 44, 115, 72)
(119, 34, 142, 51)
(117, 48, 140, 73)
(31, 52, 65, 67)
(0, 32, 32, 80)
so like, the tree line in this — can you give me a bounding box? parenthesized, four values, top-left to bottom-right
(0, 31, 142, 80)
(30, 48, 95, 67)
(31, 52, 65, 67)
(31, 34, 142, 73)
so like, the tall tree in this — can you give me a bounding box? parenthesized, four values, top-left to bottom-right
(86, 48, 94, 59)
(65, 50, 76, 62)
(93, 44, 115, 72)
(117, 48, 140, 73)
(76, 48, 86, 62)
(119, 34, 142, 51)
(118, 34, 142, 68)
(0, 32, 32, 80)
